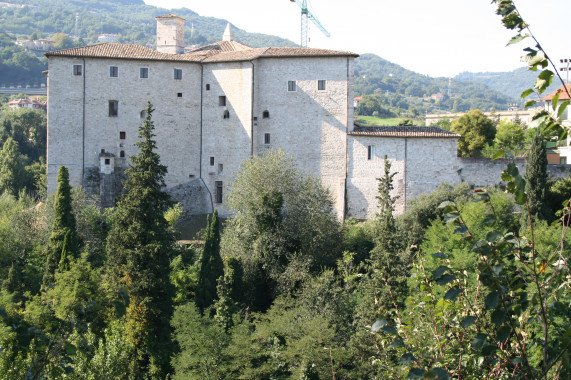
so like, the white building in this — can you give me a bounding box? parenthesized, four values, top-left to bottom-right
(46, 15, 357, 218)
(48, 14, 546, 220)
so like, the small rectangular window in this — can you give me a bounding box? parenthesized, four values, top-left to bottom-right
(177, 92, 182, 98)
(367, 145, 374, 160)
(174, 69, 182, 80)
(210, 156, 215, 166)
(219, 96, 226, 106)
(105, 158, 110, 165)
(110, 66, 118, 77)
(218, 163, 223, 174)
(109, 100, 118, 117)
(206, 84, 210, 90)
(140, 68, 148, 78)
(119, 150, 125, 158)
(318, 80, 326, 91)
(561, 157, 567, 165)
(73, 64, 82, 76)
(215, 181, 223, 204)
(288, 80, 296, 92)
(119, 131, 126, 140)
(264, 133, 271, 145)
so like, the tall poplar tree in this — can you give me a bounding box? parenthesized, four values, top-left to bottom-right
(522, 132, 550, 224)
(42, 165, 79, 288)
(196, 209, 223, 312)
(105, 101, 174, 377)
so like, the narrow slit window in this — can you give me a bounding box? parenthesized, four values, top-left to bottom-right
(140, 110, 146, 119)
(264, 133, 271, 145)
(174, 69, 182, 80)
(108, 100, 118, 117)
(109, 66, 118, 77)
(215, 181, 223, 204)
(120, 150, 125, 158)
(318, 80, 326, 91)
(288, 80, 296, 92)
(206, 84, 210, 90)
(367, 145, 374, 160)
(210, 156, 215, 166)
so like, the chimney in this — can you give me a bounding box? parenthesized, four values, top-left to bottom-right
(155, 14, 186, 54)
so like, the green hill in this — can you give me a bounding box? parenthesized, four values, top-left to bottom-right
(454, 67, 560, 100)
(354, 53, 514, 118)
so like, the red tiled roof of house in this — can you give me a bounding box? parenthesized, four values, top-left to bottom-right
(541, 84, 571, 101)
(45, 42, 358, 63)
(349, 125, 460, 138)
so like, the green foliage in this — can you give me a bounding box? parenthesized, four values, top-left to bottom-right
(396, 182, 471, 247)
(547, 175, 571, 218)
(105, 101, 175, 377)
(523, 132, 550, 224)
(372, 189, 570, 379)
(493, 119, 526, 154)
(196, 210, 223, 312)
(221, 149, 342, 310)
(43, 166, 79, 288)
(451, 109, 497, 157)
(171, 301, 230, 380)
(0, 137, 25, 197)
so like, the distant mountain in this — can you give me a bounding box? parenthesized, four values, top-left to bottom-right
(0, 0, 296, 48)
(354, 53, 513, 114)
(454, 67, 560, 100)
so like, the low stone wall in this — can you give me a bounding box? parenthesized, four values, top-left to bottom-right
(457, 158, 527, 187)
(457, 158, 571, 188)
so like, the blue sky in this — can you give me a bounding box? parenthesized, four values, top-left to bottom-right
(144, 0, 570, 78)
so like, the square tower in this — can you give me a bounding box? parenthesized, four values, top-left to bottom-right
(156, 14, 185, 54)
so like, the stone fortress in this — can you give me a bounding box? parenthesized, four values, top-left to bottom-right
(45, 15, 571, 220)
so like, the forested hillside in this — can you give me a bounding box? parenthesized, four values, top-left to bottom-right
(455, 66, 560, 100)
(354, 53, 515, 117)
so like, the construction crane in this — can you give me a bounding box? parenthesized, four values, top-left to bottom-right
(290, 0, 330, 48)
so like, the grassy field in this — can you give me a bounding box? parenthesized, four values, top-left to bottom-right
(355, 116, 424, 126)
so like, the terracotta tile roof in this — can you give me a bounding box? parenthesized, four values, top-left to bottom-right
(349, 125, 460, 138)
(541, 84, 571, 101)
(45, 43, 205, 62)
(46, 42, 357, 63)
(261, 47, 358, 58)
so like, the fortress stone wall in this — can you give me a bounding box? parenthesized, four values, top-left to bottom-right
(46, 15, 571, 222)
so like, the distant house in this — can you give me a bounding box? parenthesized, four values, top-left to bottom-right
(15, 39, 54, 51)
(97, 34, 118, 43)
(353, 96, 362, 108)
(8, 98, 47, 111)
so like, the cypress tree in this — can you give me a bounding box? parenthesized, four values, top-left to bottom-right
(522, 133, 550, 225)
(105, 101, 174, 377)
(43, 165, 79, 288)
(196, 209, 223, 312)
(370, 158, 409, 317)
